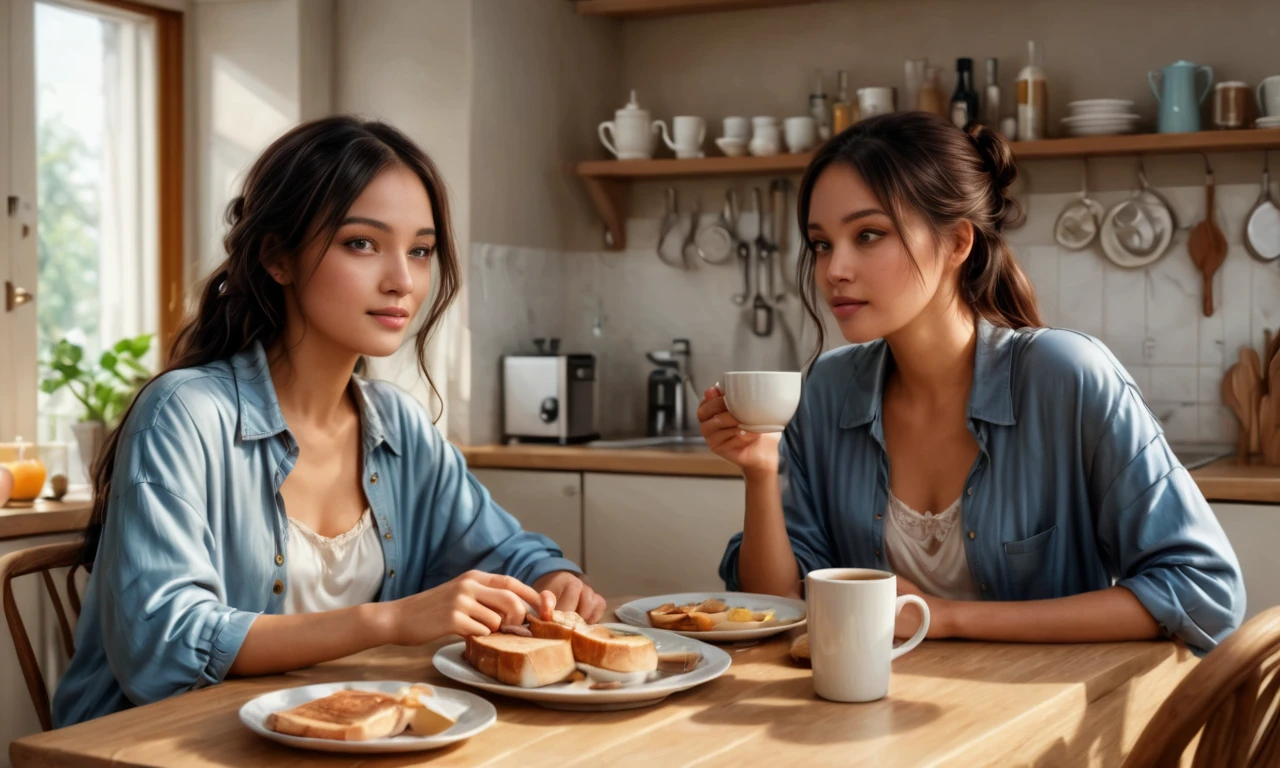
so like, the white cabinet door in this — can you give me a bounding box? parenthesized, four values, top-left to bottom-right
(583, 473, 745, 598)
(471, 469, 582, 566)
(1212, 502, 1280, 621)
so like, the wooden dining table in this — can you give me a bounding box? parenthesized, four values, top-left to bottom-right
(11, 601, 1197, 768)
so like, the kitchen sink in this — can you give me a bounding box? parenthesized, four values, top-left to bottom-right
(583, 435, 708, 451)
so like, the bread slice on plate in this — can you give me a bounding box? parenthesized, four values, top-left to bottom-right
(267, 690, 409, 741)
(464, 634, 576, 688)
(570, 626, 658, 673)
(527, 609, 588, 641)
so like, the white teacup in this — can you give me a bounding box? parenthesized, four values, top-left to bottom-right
(722, 371, 801, 432)
(784, 116, 817, 153)
(1258, 75, 1280, 118)
(807, 568, 930, 703)
(715, 137, 748, 157)
(857, 86, 897, 119)
(722, 116, 750, 142)
(658, 116, 706, 159)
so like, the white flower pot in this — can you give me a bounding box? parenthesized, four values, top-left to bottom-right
(71, 420, 106, 481)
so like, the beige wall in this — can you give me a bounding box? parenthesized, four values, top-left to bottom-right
(333, 0, 474, 438)
(469, 0, 621, 252)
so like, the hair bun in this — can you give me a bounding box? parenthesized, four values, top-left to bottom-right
(966, 124, 1022, 229)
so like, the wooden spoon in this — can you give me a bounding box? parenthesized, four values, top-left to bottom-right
(1222, 366, 1249, 463)
(1188, 172, 1228, 317)
(1267, 353, 1280, 465)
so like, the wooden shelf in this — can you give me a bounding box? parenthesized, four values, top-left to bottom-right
(578, 129, 1280, 250)
(573, 0, 836, 19)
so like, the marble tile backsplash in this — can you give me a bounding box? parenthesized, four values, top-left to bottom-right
(468, 182, 1280, 446)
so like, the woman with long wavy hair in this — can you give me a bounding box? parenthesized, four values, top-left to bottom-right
(54, 116, 603, 726)
(699, 112, 1243, 654)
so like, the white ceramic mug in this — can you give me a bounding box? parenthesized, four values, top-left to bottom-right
(857, 87, 897, 119)
(722, 371, 800, 432)
(1258, 75, 1280, 118)
(723, 116, 750, 142)
(784, 116, 817, 153)
(752, 115, 778, 128)
(806, 568, 930, 703)
(657, 116, 706, 159)
(598, 118, 659, 160)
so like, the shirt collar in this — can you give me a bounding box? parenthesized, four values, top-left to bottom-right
(230, 341, 401, 455)
(838, 316, 1018, 431)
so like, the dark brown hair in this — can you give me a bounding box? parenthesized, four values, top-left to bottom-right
(796, 111, 1042, 362)
(83, 115, 460, 562)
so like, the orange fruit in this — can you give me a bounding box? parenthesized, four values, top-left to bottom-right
(1, 459, 47, 501)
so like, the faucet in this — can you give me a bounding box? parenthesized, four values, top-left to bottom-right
(646, 338, 694, 434)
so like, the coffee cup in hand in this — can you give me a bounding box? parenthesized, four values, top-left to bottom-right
(722, 371, 801, 433)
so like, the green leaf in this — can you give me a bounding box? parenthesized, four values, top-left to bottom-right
(65, 343, 83, 364)
(113, 338, 133, 354)
(129, 334, 153, 358)
(53, 361, 82, 380)
(39, 378, 64, 394)
(122, 357, 149, 376)
(99, 351, 118, 372)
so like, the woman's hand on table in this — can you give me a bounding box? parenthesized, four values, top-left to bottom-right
(386, 570, 543, 644)
(534, 570, 607, 623)
(894, 575, 952, 640)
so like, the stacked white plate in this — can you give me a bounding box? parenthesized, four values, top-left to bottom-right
(1258, 116, 1280, 130)
(1062, 99, 1141, 137)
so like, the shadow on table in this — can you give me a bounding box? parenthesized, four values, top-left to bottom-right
(683, 674, 944, 745)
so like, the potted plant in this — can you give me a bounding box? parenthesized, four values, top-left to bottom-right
(40, 334, 153, 479)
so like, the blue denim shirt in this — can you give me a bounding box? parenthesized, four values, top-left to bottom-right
(720, 320, 1245, 654)
(53, 341, 580, 726)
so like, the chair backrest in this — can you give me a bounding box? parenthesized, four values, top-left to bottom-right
(0, 539, 85, 732)
(1124, 605, 1280, 768)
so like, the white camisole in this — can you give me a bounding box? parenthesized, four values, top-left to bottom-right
(283, 509, 385, 614)
(883, 490, 982, 601)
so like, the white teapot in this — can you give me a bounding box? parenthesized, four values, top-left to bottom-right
(598, 90, 661, 160)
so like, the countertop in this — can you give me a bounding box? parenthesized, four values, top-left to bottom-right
(3, 454, 1272, 543)
(0, 494, 92, 541)
(461, 445, 1280, 504)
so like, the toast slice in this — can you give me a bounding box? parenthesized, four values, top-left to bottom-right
(570, 626, 658, 673)
(267, 690, 409, 741)
(527, 609, 588, 641)
(464, 633, 576, 688)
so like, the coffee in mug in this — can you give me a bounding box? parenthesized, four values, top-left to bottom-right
(806, 567, 929, 703)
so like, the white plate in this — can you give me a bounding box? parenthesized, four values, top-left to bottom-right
(238, 681, 496, 754)
(1068, 99, 1136, 114)
(615, 592, 807, 642)
(1257, 117, 1280, 128)
(1066, 125, 1140, 137)
(433, 623, 730, 711)
(1062, 114, 1141, 125)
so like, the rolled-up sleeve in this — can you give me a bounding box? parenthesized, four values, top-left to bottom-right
(720, 384, 838, 592)
(416, 424, 579, 590)
(98, 439, 257, 705)
(1084, 358, 1245, 654)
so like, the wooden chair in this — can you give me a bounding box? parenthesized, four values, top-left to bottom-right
(0, 540, 85, 732)
(1124, 605, 1280, 768)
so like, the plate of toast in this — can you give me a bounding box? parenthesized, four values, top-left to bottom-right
(614, 592, 807, 641)
(239, 681, 496, 753)
(432, 610, 730, 711)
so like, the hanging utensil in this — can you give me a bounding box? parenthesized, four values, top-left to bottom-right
(771, 179, 797, 298)
(751, 187, 774, 337)
(680, 199, 703, 268)
(694, 190, 737, 266)
(1053, 160, 1105, 250)
(1244, 154, 1280, 263)
(1187, 164, 1227, 316)
(731, 192, 751, 304)
(656, 188, 685, 268)
(1100, 158, 1174, 269)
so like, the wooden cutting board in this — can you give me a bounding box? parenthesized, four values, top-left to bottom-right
(1188, 173, 1227, 317)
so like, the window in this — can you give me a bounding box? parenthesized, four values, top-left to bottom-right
(1, 0, 183, 477)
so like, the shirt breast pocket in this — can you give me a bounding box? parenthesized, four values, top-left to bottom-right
(1002, 525, 1057, 597)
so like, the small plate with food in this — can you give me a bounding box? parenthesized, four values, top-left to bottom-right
(239, 681, 495, 753)
(432, 610, 730, 711)
(614, 592, 807, 641)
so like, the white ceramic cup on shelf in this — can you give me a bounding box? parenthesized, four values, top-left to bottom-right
(784, 116, 817, 153)
(722, 116, 750, 142)
(657, 116, 707, 159)
(857, 87, 897, 119)
(722, 371, 800, 432)
(1258, 75, 1280, 118)
(806, 568, 930, 703)
(748, 124, 781, 157)
(715, 137, 748, 157)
